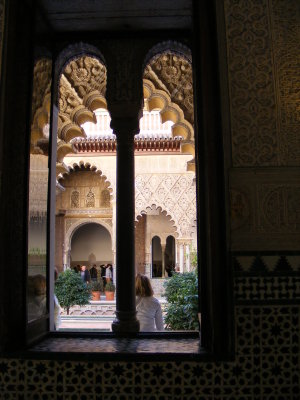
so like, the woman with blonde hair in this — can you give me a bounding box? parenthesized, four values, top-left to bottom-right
(135, 274, 164, 332)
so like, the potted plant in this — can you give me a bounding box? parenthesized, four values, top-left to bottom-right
(90, 279, 103, 301)
(54, 269, 91, 315)
(105, 281, 115, 301)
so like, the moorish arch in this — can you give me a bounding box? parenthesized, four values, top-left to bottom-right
(135, 172, 196, 239)
(143, 44, 195, 171)
(64, 219, 114, 269)
(56, 53, 108, 177)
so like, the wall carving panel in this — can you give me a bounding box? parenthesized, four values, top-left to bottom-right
(270, 0, 300, 165)
(135, 173, 196, 239)
(230, 168, 300, 250)
(224, 0, 278, 166)
(225, 0, 300, 166)
(57, 169, 112, 212)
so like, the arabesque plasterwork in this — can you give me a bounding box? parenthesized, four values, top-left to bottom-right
(144, 53, 194, 126)
(135, 173, 196, 239)
(30, 58, 52, 149)
(224, 0, 300, 166)
(270, 0, 300, 165)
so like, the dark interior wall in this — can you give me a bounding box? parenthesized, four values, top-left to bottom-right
(0, 0, 299, 398)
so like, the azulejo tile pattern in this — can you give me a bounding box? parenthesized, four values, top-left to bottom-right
(1, 252, 299, 399)
(233, 254, 300, 303)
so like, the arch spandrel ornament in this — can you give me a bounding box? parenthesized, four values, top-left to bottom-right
(135, 173, 196, 239)
(144, 51, 194, 125)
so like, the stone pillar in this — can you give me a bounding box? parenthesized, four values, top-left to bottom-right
(186, 244, 190, 272)
(105, 39, 143, 333)
(179, 243, 184, 273)
(161, 243, 166, 277)
(111, 119, 140, 333)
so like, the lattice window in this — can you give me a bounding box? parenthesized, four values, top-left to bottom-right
(86, 189, 95, 207)
(101, 189, 110, 207)
(71, 190, 79, 208)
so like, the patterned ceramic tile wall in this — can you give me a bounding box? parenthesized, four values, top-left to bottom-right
(0, 254, 299, 399)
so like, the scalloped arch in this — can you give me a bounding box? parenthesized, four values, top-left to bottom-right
(135, 203, 179, 238)
(58, 161, 113, 193)
(143, 79, 193, 142)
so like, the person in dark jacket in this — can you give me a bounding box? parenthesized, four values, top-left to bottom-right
(80, 265, 91, 283)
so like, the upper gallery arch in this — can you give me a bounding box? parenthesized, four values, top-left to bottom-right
(142, 41, 195, 170)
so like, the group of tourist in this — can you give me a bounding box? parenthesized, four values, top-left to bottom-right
(72, 263, 113, 285)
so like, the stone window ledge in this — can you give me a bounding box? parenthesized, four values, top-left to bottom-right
(4, 332, 214, 362)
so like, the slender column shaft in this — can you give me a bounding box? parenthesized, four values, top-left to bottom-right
(180, 244, 184, 273)
(161, 244, 166, 277)
(112, 129, 139, 333)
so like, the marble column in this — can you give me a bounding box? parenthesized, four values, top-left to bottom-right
(179, 243, 184, 273)
(186, 244, 190, 272)
(161, 243, 166, 277)
(111, 119, 140, 333)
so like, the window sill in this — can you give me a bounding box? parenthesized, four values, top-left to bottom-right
(4, 332, 215, 362)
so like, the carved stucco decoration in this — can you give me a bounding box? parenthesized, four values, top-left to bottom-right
(57, 56, 107, 161)
(30, 59, 52, 150)
(143, 79, 195, 171)
(261, 185, 300, 232)
(57, 164, 112, 212)
(224, 0, 279, 166)
(135, 173, 196, 239)
(270, 0, 300, 165)
(144, 52, 194, 126)
(225, 0, 300, 166)
(63, 56, 106, 100)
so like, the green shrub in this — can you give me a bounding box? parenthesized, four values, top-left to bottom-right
(90, 279, 103, 292)
(163, 271, 198, 330)
(55, 269, 91, 314)
(105, 281, 115, 292)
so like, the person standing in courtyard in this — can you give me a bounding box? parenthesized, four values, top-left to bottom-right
(105, 263, 113, 283)
(135, 274, 164, 332)
(80, 265, 91, 284)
